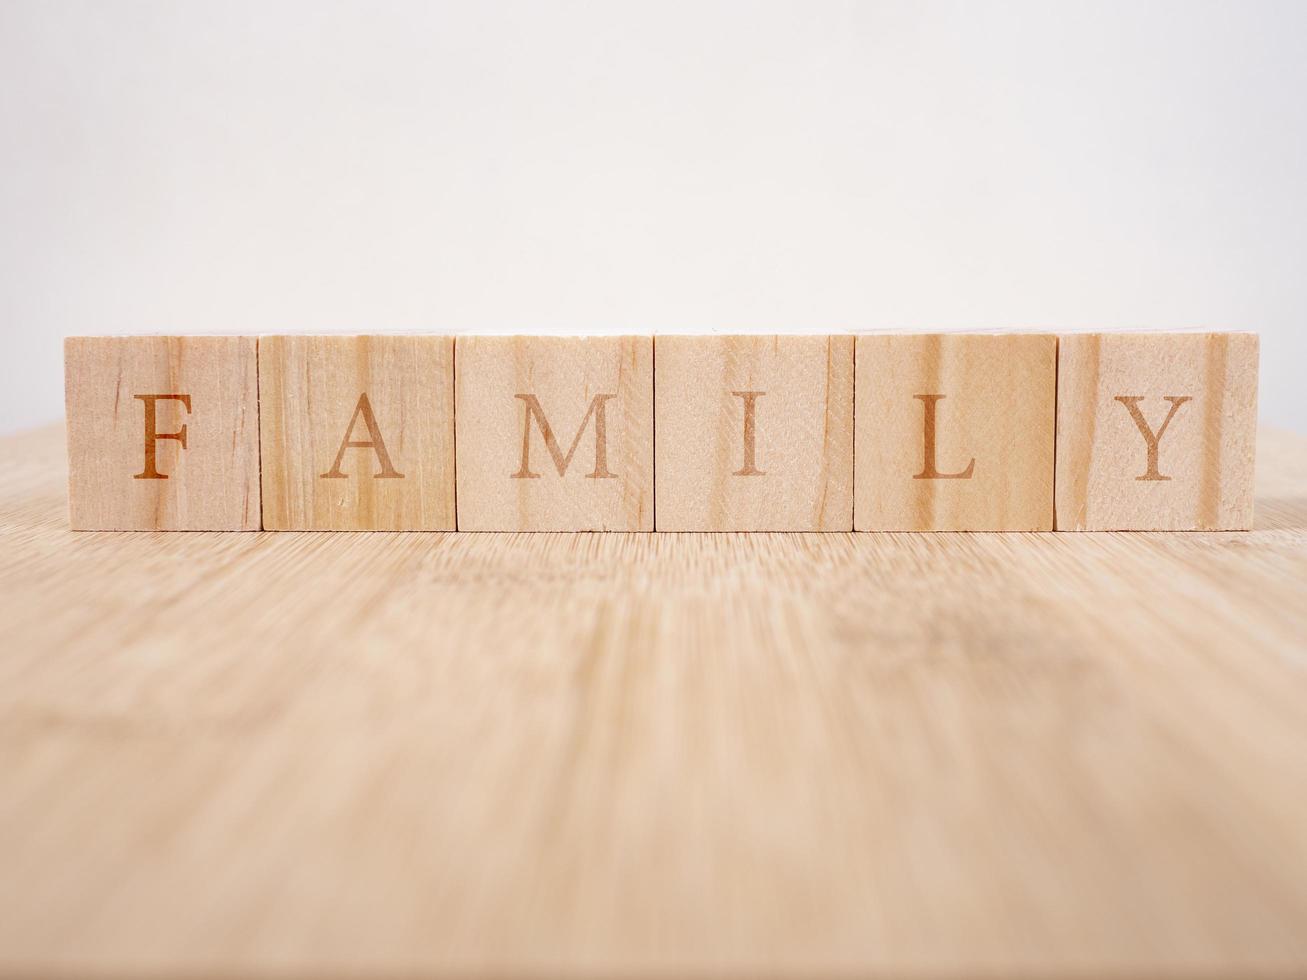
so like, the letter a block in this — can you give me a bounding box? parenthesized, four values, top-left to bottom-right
(64, 335, 261, 530)
(259, 335, 456, 530)
(455, 336, 653, 531)
(854, 333, 1057, 531)
(654, 335, 854, 530)
(1055, 332, 1258, 530)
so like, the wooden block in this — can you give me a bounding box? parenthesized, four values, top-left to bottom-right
(258, 335, 456, 531)
(64, 335, 261, 530)
(1055, 332, 1258, 531)
(455, 336, 653, 531)
(654, 335, 854, 531)
(854, 333, 1057, 531)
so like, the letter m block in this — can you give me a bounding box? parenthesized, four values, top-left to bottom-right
(64, 336, 261, 530)
(455, 336, 654, 530)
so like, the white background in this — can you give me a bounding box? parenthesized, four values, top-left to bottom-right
(2, 0, 1305, 433)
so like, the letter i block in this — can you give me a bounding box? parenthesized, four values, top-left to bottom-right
(258, 335, 456, 530)
(854, 333, 1057, 531)
(455, 336, 653, 531)
(1055, 332, 1258, 530)
(64, 335, 261, 530)
(654, 335, 854, 530)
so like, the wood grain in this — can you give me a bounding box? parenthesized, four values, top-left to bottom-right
(3, 423, 1307, 978)
(455, 336, 653, 531)
(1055, 332, 1259, 530)
(654, 335, 854, 531)
(854, 333, 1057, 530)
(63, 335, 260, 530)
(259, 335, 456, 530)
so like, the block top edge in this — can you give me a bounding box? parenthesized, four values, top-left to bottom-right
(63, 329, 1260, 340)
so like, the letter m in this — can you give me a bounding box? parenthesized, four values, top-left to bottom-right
(512, 393, 618, 479)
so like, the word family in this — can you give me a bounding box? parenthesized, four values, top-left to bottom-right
(64, 332, 1258, 532)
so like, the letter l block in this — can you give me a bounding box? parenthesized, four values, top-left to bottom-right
(854, 333, 1057, 531)
(64, 335, 261, 530)
(455, 336, 654, 530)
(1055, 332, 1258, 530)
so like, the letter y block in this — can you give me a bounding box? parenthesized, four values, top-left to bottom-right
(455, 336, 654, 530)
(64, 335, 261, 530)
(1055, 332, 1258, 530)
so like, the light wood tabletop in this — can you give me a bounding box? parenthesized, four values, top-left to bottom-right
(2, 423, 1306, 978)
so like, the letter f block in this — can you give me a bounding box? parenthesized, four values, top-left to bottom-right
(64, 335, 261, 530)
(854, 333, 1057, 531)
(455, 336, 654, 530)
(258, 335, 456, 530)
(1055, 332, 1258, 530)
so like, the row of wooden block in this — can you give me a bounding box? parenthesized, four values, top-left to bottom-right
(63, 332, 1259, 532)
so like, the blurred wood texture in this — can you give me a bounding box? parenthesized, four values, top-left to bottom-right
(2, 423, 1306, 978)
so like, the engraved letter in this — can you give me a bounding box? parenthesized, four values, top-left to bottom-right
(912, 394, 975, 480)
(1114, 395, 1191, 481)
(512, 393, 617, 479)
(321, 393, 404, 479)
(731, 391, 766, 476)
(133, 394, 191, 480)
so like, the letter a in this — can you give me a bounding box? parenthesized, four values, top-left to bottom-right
(1115, 395, 1191, 481)
(512, 393, 617, 479)
(133, 394, 192, 480)
(912, 394, 975, 480)
(321, 393, 404, 479)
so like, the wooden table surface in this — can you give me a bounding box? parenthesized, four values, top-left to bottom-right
(2, 423, 1306, 978)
